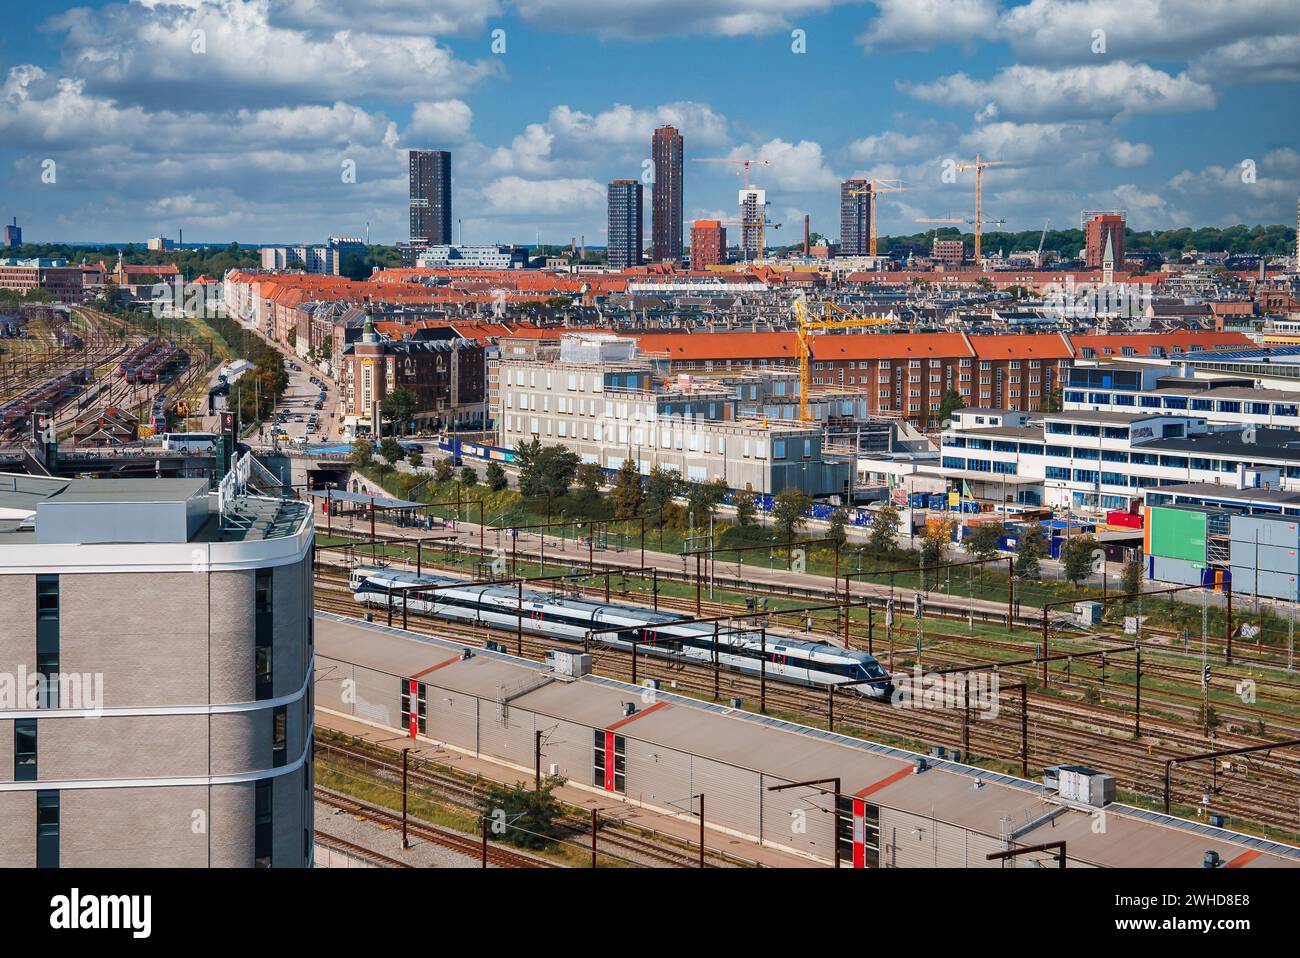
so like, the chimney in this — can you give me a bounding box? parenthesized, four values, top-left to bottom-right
(804, 214, 810, 256)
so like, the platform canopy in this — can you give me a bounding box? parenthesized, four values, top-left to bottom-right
(304, 488, 424, 510)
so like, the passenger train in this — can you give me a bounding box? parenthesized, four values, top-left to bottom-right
(350, 566, 895, 700)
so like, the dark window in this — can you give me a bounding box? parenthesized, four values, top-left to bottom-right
(36, 575, 59, 708)
(15, 719, 36, 782)
(272, 705, 288, 768)
(592, 730, 625, 792)
(254, 568, 273, 699)
(254, 779, 273, 868)
(36, 790, 59, 869)
(399, 680, 427, 734)
(863, 803, 880, 868)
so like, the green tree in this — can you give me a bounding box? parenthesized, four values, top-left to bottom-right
(434, 457, 455, 483)
(1014, 524, 1047, 579)
(1042, 385, 1063, 414)
(642, 465, 681, 525)
(867, 502, 901, 555)
(937, 388, 966, 423)
(1121, 553, 1143, 596)
(480, 778, 566, 851)
(685, 478, 727, 527)
(734, 490, 757, 527)
(460, 465, 479, 487)
(965, 522, 1006, 585)
(576, 462, 604, 497)
(407, 450, 423, 469)
(380, 387, 418, 436)
(350, 438, 373, 467)
(515, 438, 579, 499)
(772, 487, 813, 542)
(485, 461, 508, 492)
(826, 508, 849, 550)
(1063, 534, 1100, 587)
(379, 437, 404, 464)
(610, 459, 644, 518)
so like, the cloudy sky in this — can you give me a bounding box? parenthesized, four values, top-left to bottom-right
(2, 0, 1298, 246)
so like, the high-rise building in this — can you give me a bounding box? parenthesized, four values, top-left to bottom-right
(2, 218, 20, 248)
(607, 180, 643, 271)
(840, 180, 872, 255)
(0, 471, 315, 867)
(651, 126, 683, 264)
(690, 220, 726, 270)
(738, 189, 766, 260)
(409, 150, 452, 248)
(1084, 212, 1125, 269)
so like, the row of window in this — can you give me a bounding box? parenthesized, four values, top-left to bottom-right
(1064, 391, 1299, 418)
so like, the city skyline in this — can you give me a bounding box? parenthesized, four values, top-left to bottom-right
(0, 1, 1296, 247)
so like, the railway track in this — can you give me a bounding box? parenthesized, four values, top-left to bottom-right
(313, 830, 413, 868)
(316, 736, 747, 868)
(313, 581, 1300, 839)
(314, 786, 557, 868)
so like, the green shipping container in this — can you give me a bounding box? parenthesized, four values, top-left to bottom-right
(1149, 507, 1207, 563)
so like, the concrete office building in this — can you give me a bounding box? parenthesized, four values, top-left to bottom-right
(651, 126, 683, 264)
(0, 470, 315, 867)
(495, 335, 849, 496)
(606, 180, 644, 271)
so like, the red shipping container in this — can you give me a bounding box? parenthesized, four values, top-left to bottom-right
(1106, 510, 1143, 529)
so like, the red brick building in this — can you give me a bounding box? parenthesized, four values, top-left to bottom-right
(1085, 213, 1126, 268)
(690, 220, 726, 270)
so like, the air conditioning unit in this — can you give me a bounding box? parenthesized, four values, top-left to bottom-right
(1056, 765, 1116, 807)
(547, 650, 591, 678)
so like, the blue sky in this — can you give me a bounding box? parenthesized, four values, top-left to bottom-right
(1, 0, 1297, 246)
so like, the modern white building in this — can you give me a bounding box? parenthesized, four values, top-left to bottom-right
(415, 245, 528, 270)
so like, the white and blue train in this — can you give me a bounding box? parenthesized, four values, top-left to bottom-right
(350, 566, 895, 700)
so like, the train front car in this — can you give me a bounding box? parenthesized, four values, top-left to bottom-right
(840, 650, 895, 701)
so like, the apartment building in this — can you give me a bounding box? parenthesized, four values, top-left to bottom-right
(495, 336, 849, 496)
(0, 470, 314, 867)
(941, 406, 1300, 512)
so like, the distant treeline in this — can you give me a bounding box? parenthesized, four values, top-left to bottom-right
(6, 242, 404, 280)
(881, 223, 1295, 258)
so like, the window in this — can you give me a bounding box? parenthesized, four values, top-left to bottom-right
(15, 719, 37, 781)
(36, 575, 58, 708)
(254, 568, 273, 700)
(272, 705, 288, 768)
(400, 680, 427, 735)
(593, 730, 626, 792)
(37, 791, 59, 869)
(254, 779, 273, 868)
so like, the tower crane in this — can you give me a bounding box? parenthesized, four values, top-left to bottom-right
(846, 179, 907, 256)
(954, 154, 1009, 265)
(1035, 218, 1051, 266)
(792, 298, 895, 422)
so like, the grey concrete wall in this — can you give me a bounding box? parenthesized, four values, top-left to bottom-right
(0, 791, 36, 867)
(0, 574, 35, 677)
(61, 786, 209, 867)
(61, 572, 210, 707)
(210, 570, 255, 704)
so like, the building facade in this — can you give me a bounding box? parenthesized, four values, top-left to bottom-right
(409, 150, 452, 248)
(651, 126, 683, 264)
(1085, 213, 1126, 269)
(690, 219, 726, 270)
(840, 180, 872, 256)
(607, 180, 644, 271)
(0, 473, 315, 867)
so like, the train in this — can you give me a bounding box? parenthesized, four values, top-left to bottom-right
(349, 566, 895, 700)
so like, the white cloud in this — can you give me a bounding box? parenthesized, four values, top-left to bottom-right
(740, 138, 841, 192)
(903, 63, 1216, 121)
(998, 0, 1300, 64)
(1109, 140, 1153, 168)
(408, 100, 474, 142)
(857, 0, 1000, 52)
(513, 0, 848, 39)
(47, 0, 502, 108)
(1190, 33, 1300, 84)
(847, 129, 944, 163)
(271, 0, 499, 36)
(478, 176, 606, 216)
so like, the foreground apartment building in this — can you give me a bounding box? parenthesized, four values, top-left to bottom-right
(0, 471, 314, 867)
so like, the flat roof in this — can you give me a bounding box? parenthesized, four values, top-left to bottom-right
(1152, 482, 1300, 505)
(46, 477, 207, 504)
(315, 612, 1300, 868)
(1141, 428, 1300, 458)
(1046, 409, 1185, 424)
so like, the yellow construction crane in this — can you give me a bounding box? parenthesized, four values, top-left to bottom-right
(793, 298, 894, 422)
(955, 154, 1008, 265)
(846, 179, 907, 256)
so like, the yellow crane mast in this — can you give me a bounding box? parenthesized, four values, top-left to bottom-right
(954, 154, 1008, 265)
(793, 299, 894, 422)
